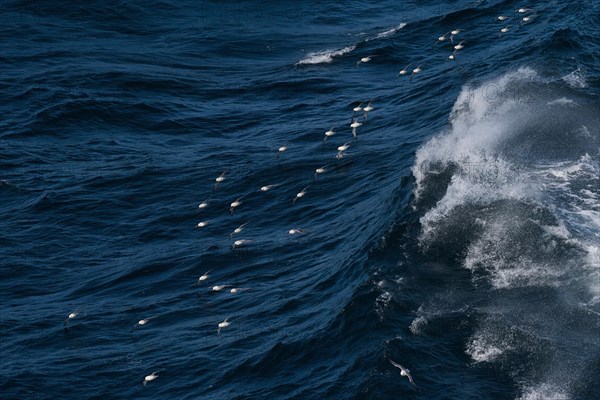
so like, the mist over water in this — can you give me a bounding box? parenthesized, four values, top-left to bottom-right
(1, 1, 599, 399)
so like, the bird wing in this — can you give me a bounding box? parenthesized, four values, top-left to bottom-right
(389, 359, 404, 370)
(406, 370, 415, 385)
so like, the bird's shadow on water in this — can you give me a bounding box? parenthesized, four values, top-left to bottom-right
(61, 322, 87, 336)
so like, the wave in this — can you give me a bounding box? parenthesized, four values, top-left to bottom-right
(295, 22, 405, 65)
(296, 45, 356, 65)
(413, 67, 599, 291)
(411, 67, 600, 399)
(367, 23, 407, 41)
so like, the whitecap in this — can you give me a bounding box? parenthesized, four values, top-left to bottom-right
(295, 45, 356, 65)
(414, 68, 599, 292)
(368, 23, 407, 41)
(295, 22, 405, 66)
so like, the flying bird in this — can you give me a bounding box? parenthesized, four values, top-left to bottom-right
(323, 127, 335, 143)
(397, 64, 412, 77)
(449, 29, 461, 43)
(213, 170, 227, 190)
(363, 101, 374, 120)
(64, 308, 81, 326)
(432, 31, 451, 47)
(131, 317, 153, 332)
(276, 146, 287, 159)
(143, 371, 160, 386)
(232, 239, 253, 250)
(230, 222, 250, 237)
(410, 65, 422, 82)
(230, 196, 243, 215)
(356, 55, 376, 66)
(194, 270, 211, 285)
(389, 359, 416, 386)
(314, 166, 327, 180)
(350, 119, 362, 139)
(293, 186, 309, 205)
(217, 318, 230, 336)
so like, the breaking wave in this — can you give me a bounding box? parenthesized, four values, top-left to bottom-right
(412, 67, 600, 399)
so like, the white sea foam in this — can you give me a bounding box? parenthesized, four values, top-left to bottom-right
(368, 23, 407, 40)
(412, 68, 598, 399)
(576, 125, 592, 138)
(466, 332, 510, 362)
(409, 315, 427, 335)
(412, 67, 539, 198)
(296, 45, 356, 65)
(374, 290, 392, 321)
(295, 22, 405, 65)
(561, 67, 587, 88)
(518, 384, 569, 400)
(414, 68, 599, 291)
(547, 97, 576, 106)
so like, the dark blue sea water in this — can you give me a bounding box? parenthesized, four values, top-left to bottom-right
(2, 1, 599, 399)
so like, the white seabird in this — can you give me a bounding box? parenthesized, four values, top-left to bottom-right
(230, 196, 243, 215)
(397, 63, 412, 77)
(131, 317, 153, 332)
(230, 222, 250, 237)
(356, 55, 376, 66)
(213, 170, 227, 190)
(350, 119, 362, 139)
(217, 318, 230, 336)
(363, 101, 373, 120)
(195, 270, 211, 285)
(232, 239, 253, 249)
(323, 127, 335, 143)
(276, 146, 287, 159)
(64, 308, 81, 326)
(432, 31, 451, 47)
(410, 65, 422, 82)
(143, 371, 160, 386)
(389, 359, 416, 386)
(293, 186, 309, 205)
(450, 29, 461, 43)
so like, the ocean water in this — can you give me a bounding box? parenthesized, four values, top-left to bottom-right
(1, 1, 599, 399)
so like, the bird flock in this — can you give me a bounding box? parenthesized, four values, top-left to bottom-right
(61, 6, 538, 389)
